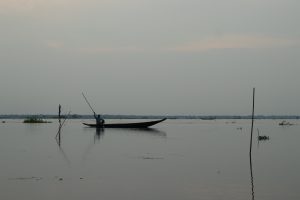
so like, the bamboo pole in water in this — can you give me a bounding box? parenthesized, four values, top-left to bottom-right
(58, 104, 62, 146)
(249, 88, 256, 200)
(249, 88, 255, 155)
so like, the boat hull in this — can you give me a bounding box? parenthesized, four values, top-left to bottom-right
(83, 118, 166, 128)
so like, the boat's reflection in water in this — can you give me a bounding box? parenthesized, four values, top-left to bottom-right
(95, 127, 104, 141)
(82, 127, 167, 164)
(117, 128, 167, 137)
(90, 127, 167, 141)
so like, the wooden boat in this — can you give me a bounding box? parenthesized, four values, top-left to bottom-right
(83, 118, 166, 128)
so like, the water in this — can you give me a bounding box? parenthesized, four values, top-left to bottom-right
(0, 119, 299, 200)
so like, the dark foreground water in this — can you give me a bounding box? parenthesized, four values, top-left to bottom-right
(0, 119, 299, 200)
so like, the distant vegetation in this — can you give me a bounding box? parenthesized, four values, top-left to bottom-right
(23, 117, 51, 123)
(0, 114, 299, 120)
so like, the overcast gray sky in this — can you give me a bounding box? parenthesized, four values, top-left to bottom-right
(1, 0, 300, 115)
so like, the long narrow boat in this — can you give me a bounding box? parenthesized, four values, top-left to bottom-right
(83, 118, 166, 128)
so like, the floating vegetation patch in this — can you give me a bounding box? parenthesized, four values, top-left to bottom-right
(279, 120, 293, 126)
(23, 117, 51, 123)
(141, 156, 164, 160)
(258, 135, 270, 141)
(138, 154, 164, 160)
(9, 177, 42, 181)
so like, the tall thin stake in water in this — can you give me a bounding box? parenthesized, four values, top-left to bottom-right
(58, 104, 62, 146)
(249, 88, 256, 200)
(250, 88, 255, 155)
(58, 104, 61, 122)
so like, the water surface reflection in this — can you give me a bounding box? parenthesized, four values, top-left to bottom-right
(1, 120, 299, 200)
(83, 127, 167, 141)
(250, 153, 255, 200)
(95, 127, 104, 141)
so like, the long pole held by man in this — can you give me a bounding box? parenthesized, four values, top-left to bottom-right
(82, 92, 105, 127)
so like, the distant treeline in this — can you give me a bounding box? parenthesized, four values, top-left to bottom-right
(0, 114, 299, 120)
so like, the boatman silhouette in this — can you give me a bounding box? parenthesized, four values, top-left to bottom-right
(94, 112, 105, 127)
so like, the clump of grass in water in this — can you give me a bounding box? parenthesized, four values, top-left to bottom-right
(23, 117, 51, 123)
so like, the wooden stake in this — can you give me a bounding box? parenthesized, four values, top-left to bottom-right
(58, 104, 61, 121)
(58, 104, 62, 146)
(249, 88, 255, 155)
(249, 88, 256, 200)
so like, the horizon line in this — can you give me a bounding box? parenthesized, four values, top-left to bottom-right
(1, 114, 300, 120)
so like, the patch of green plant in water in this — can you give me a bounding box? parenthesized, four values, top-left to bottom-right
(23, 117, 51, 123)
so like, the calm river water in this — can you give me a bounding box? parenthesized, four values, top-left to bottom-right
(0, 119, 299, 200)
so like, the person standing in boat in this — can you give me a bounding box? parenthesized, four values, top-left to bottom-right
(94, 112, 105, 127)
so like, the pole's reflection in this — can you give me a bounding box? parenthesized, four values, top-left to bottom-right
(55, 111, 71, 146)
(57, 119, 62, 146)
(55, 117, 71, 167)
(249, 153, 255, 200)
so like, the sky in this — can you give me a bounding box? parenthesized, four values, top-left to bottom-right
(1, 0, 300, 115)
